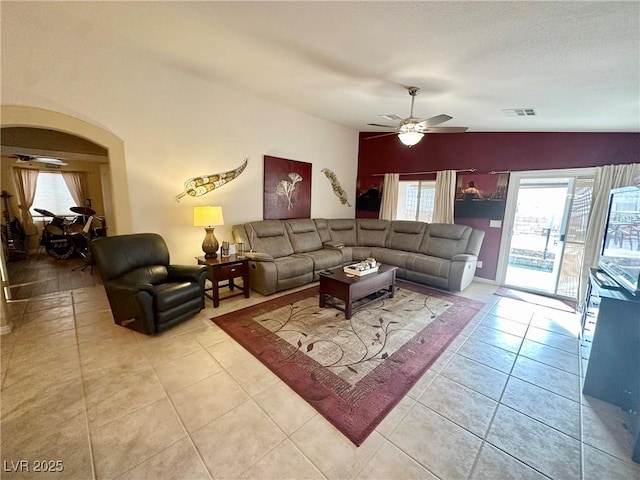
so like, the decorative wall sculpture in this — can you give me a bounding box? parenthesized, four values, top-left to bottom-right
(176, 158, 248, 202)
(321, 168, 351, 207)
(263, 156, 311, 219)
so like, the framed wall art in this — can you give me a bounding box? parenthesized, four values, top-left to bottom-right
(454, 172, 509, 219)
(263, 155, 312, 220)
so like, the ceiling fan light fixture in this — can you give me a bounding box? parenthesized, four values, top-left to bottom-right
(398, 131, 424, 146)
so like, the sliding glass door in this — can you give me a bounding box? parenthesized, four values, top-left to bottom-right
(498, 169, 594, 300)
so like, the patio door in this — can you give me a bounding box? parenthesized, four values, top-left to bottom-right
(497, 169, 594, 301)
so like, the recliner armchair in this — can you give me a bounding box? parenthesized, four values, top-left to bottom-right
(91, 233, 207, 334)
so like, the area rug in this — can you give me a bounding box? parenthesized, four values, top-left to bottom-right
(495, 286, 576, 312)
(212, 281, 484, 445)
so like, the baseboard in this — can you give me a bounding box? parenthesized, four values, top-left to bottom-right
(473, 276, 497, 285)
(0, 322, 13, 335)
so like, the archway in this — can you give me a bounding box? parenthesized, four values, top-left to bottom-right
(1, 105, 132, 234)
(0, 105, 132, 316)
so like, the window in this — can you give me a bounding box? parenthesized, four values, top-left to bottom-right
(30, 172, 76, 217)
(396, 180, 436, 222)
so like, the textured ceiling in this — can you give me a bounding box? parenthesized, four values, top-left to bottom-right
(3, 1, 639, 133)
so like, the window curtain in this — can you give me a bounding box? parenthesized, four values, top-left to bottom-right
(578, 163, 640, 305)
(61, 171, 88, 207)
(379, 173, 399, 220)
(11, 167, 39, 235)
(432, 170, 457, 224)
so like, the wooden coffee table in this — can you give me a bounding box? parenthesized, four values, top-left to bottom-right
(319, 264, 398, 319)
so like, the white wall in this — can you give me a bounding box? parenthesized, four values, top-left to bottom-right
(1, 6, 358, 264)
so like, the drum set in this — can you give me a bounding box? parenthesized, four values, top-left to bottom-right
(35, 206, 107, 260)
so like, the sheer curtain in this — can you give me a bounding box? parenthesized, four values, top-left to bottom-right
(432, 170, 457, 224)
(379, 173, 399, 220)
(578, 163, 640, 304)
(61, 171, 88, 207)
(12, 167, 39, 235)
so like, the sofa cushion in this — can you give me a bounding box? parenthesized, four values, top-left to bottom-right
(420, 224, 472, 260)
(154, 281, 202, 311)
(246, 220, 294, 259)
(274, 255, 314, 280)
(467, 228, 485, 257)
(285, 219, 323, 253)
(232, 224, 250, 247)
(351, 246, 373, 262)
(357, 219, 389, 247)
(313, 218, 332, 244)
(298, 248, 343, 271)
(327, 219, 357, 246)
(406, 254, 451, 279)
(386, 221, 426, 252)
(370, 247, 410, 270)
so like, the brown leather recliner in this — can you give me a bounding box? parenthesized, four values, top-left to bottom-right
(91, 233, 207, 334)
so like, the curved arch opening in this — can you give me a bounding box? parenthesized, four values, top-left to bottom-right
(1, 105, 132, 234)
(0, 105, 132, 306)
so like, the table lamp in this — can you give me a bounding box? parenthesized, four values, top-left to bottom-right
(193, 206, 224, 258)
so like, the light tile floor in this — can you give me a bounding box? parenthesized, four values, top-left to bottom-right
(2, 281, 639, 480)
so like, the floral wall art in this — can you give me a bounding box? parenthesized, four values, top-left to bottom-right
(263, 155, 312, 219)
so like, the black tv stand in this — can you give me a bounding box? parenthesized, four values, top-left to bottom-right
(582, 269, 640, 463)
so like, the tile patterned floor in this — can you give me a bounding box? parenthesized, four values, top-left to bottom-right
(2, 281, 639, 479)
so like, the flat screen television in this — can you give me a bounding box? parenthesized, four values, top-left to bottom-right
(599, 185, 640, 296)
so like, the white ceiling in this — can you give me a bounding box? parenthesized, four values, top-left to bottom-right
(4, 1, 639, 133)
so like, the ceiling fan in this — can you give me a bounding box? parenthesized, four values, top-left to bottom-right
(366, 87, 468, 146)
(14, 154, 68, 166)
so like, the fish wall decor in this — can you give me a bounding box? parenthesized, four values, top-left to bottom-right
(176, 158, 248, 202)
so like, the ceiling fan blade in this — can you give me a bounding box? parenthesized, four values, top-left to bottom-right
(14, 154, 68, 165)
(364, 132, 399, 140)
(425, 126, 468, 133)
(367, 123, 397, 128)
(419, 114, 453, 127)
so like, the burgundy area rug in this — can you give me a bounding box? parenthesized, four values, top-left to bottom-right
(212, 281, 484, 445)
(495, 286, 576, 313)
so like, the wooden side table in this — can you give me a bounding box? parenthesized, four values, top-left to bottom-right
(196, 255, 250, 308)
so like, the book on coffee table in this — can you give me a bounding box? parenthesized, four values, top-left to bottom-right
(343, 262, 380, 276)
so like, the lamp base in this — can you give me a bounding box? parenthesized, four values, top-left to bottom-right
(202, 227, 219, 259)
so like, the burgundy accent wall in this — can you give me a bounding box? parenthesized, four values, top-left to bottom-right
(357, 132, 640, 282)
(454, 218, 501, 280)
(358, 132, 639, 176)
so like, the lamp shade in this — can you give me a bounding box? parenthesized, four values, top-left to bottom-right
(398, 132, 424, 147)
(193, 206, 224, 227)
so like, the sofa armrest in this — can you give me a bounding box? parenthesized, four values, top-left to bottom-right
(102, 280, 154, 324)
(323, 241, 345, 249)
(167, 265, 207, 282)
(245, 252, 274, 262)
(449, 255, 479, 292)
(452, 254, 476, 263)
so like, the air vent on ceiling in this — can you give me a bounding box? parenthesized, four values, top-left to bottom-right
(503, 108, 537, 117)
(379, 114, 404, 121)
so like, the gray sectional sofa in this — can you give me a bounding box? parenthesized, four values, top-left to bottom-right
(232, 218, 484, 296)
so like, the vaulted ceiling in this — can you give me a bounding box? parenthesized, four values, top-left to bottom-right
(3, 1, 639, 134)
